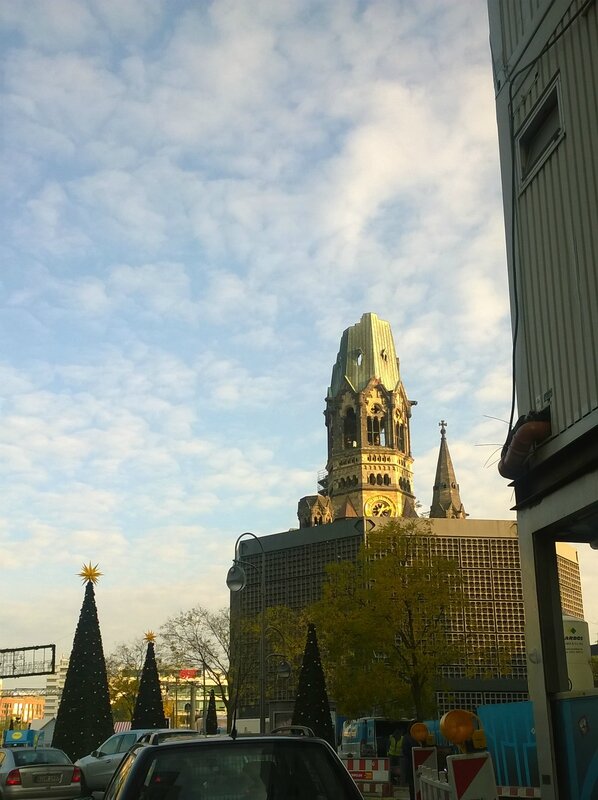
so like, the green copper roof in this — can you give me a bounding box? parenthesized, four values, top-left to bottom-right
(328, 312, 401, 397)
(429, 421, 466, 518)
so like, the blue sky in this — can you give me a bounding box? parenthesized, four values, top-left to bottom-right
(1, 0, 596, 668)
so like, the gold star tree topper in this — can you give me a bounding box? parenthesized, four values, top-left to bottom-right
(78, 562, 103, 584)
(144, 631, 156, 642)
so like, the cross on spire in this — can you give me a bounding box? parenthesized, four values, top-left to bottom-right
(439, 420, 447, 438)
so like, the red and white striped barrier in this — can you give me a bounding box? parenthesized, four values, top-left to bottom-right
(497, 788, 541, 798)
(344, 757, 391, 796)
(420, 752, 499, 800)
(447, 752, 498, 800)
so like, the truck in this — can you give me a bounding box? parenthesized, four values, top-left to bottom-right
(339, 716, 412, 758)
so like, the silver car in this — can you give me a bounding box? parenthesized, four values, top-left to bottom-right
(75, 729, 197, 794)
(75, 731, 153, 794)
(0, 746, 81, 800)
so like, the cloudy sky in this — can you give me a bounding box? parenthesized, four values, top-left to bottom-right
(1, 0, 596, 677)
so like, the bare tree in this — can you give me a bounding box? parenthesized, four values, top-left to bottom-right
(105, 639, 155, 721)
(160, 606, 241, 728)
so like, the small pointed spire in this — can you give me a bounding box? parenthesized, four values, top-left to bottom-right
(429, 421, 467, 519)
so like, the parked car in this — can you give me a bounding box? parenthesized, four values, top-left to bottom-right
(75, 730, 161, 794)
(134, 731, 199, 747)
(102, 731, 363, 800)
(0, 746, 81, 800)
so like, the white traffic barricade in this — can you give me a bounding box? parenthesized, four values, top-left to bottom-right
(413, 747, 439, 800)
(420, 765, 453, 800)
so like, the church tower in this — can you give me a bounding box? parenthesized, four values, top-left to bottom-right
(429, 420, 467, 518)
(320, 312, 417, 520)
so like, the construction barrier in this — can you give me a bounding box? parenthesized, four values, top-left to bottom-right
(420, 765, 452, 799)
(344, 757, 392, 796)
(446, 752, 498, 800)
(419, 752, 499, 800)
(497, 789, 541, 798)
(413, 747, 438, 800)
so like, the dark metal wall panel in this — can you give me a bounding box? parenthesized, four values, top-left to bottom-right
(499, 0, 549, 62)
(492, 0, 598, 436)
(514, 1, 598, 432)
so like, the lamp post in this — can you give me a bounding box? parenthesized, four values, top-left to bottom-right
(226, 532, 266, 734)
(202, 659, 207, 735)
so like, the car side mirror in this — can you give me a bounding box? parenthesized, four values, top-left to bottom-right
(92, 750, 101, 758)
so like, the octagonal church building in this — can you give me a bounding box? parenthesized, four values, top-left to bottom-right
(230, 313, 584, 727)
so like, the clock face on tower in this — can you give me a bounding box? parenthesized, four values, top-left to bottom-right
(365, 496, 395, 517)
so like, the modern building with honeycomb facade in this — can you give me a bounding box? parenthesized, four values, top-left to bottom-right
(230, 313, 585, 722)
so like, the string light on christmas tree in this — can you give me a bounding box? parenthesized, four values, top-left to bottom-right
(78, 563, 102, 584)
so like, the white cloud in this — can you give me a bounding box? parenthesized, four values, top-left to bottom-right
(2, 0, 596, 658)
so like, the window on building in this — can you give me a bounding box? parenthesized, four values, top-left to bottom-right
(396, 423, 405, 451)
(343, 408, 357, 448)
(367, 414, 386, 445)
(518, 78, 563, 185)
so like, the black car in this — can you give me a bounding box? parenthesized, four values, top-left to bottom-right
(101, 733, 362, 800)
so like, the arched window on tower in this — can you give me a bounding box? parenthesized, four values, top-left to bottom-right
(396, 423, 406, 452)
(367, 405, 386, 445)
(344, 407, 357, 448)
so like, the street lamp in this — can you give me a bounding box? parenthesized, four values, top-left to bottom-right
(265, 625, 292, 681)
(226, 532, 266, 734)
(267, 654, 292, 680)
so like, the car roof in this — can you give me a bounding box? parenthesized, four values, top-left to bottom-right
(0, 746, 65, 752)
(136, 734, 333, 751)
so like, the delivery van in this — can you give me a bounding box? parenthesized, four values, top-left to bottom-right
(340, 717, 412, 758)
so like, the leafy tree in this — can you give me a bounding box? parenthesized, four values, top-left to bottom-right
(131, 633, 167, 729)
(310, 519, 467, 720)
(53, 565, 113, 761)
(160, 606, 237, 727)
(292, 624, 335, 747)
(205, 689, 218, 734)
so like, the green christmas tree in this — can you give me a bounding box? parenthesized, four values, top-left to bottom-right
(205, 689, 218, 734)
(292, 623, 335, 747)
(52, 564, 114, 761)
(131, 632, 167, 729)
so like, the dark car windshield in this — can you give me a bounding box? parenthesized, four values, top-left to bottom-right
(13, 749, 71, 766)
(111, 740, 356, 800)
